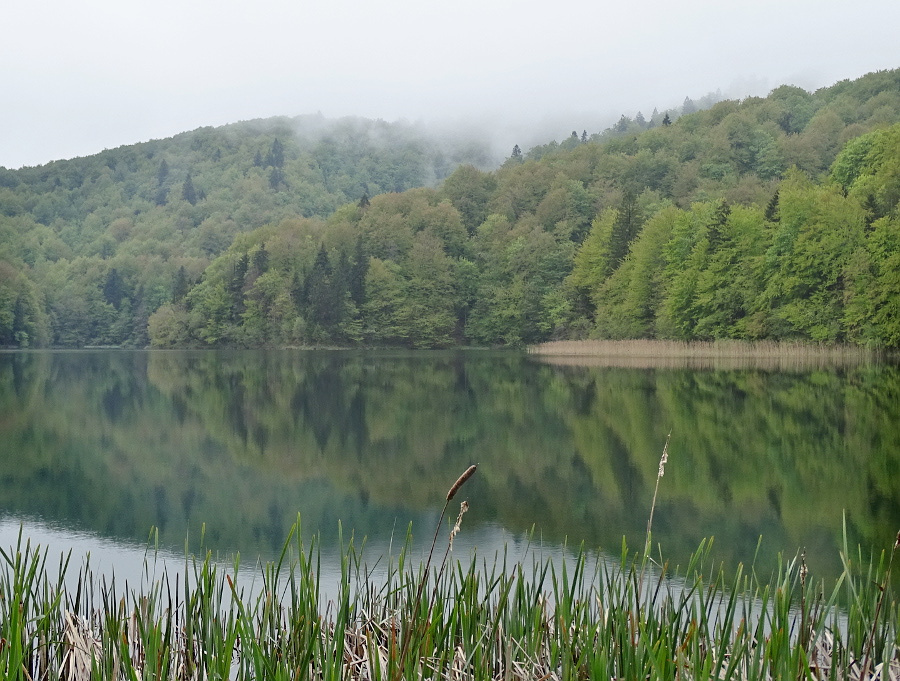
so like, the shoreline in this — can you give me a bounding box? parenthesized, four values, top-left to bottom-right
(527, 339, 896, 370)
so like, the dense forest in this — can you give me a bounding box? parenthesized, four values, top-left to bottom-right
(0, 116, 494, 347)
(2, 69, 899, 348)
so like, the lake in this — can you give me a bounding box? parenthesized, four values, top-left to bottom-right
(1, 348, 898, 589)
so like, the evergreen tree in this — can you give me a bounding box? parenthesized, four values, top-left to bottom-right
(103, 268, 125, 310)
(581, 130, 588, 143)
(269, 167, 285, 190)
(172, 266, 189, 303)
(765, 190, 780, 223)
(305, 244, 342, 333)
(349, 237, 368, 306)
(251, 243, 269, 275)
(662, 112, 672, 126)
(182, 173, 197, 205)
(511, 144, 522, 159)
(229, 253, 250, 320)
(608, 191, 642, 268)
(706, 200, 731, 251)
(157, 159, 169, 185)
(270, 138, 285, 168)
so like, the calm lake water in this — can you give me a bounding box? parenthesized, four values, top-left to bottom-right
(1, 349, 899, 587)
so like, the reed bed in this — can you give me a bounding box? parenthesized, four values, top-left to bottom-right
(2, 466, 899, 681)
(527, 340, 890, 371)
(2, 526, 898, 680)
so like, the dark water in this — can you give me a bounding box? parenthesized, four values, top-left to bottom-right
(1, 349, 899, 583)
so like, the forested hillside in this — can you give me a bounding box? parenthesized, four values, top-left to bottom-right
(0, 116, 493, 346)
(149, 69, 900, 349)
(2, 69, 900, 348)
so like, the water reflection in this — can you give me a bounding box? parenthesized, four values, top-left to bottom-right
(1, 349, 899, 583)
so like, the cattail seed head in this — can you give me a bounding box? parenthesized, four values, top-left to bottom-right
(449, 500, 469, 551)
(657, 432, 671, 478)
(447, 464, 477, 501)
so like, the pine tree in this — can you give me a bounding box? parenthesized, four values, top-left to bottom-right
(182, 173, 197, 205)
(103, 268, 125, 310)
(581, 130, 588, 143)
(172, 266, 190, 303)
(349, 237, 368, 306)
(269, 167, 284, 190)
(764, 190, 780, 223)
(252, 243, 269, 275)
(707, 200, 731, 250)
(608, 191, 642, 270)
(157, 159, 169, 185)
(305, 244, 344, 334)
(662, 112, 672, 126)
(229, 253, 249, 319)
(270, 138, 285, 168)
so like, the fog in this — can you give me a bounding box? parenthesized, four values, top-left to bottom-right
(2, 0, 898, 169)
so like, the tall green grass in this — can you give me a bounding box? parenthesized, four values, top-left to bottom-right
(1, 497, 898, 679)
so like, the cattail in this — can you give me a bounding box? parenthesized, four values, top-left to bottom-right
(799, 551, 808, 586)
(449, 501, 469, 551)
(447, 464, 477, 501)
(657, 433, 670, 478)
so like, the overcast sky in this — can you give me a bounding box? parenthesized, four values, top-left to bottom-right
(3, 0, 899, 169)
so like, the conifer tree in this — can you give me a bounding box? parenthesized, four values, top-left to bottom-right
(103, 268, 125, 310)
(349, 237, 368, 306)
(608, 191, 642, 269)
(765, 190, 780, 222)
(172, 266, 189, 303)
(706, 200, 731, 250)
(229, 253, 249, 320)
(157, 159, 169, 185)
(270, 138, 285, 168)
(252, 243, 269, 275)
(182, 173, 197, 205)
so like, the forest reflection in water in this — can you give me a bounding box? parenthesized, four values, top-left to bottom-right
(1, 348, 898, 583)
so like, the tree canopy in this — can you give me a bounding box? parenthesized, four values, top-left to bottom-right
(2, 68, 900, 348)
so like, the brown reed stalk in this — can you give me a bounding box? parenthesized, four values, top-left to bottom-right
(393, 464, 477, 681)
(798, 550, 809, 681)
(644, 432, 671, 558)
(859, 530, 900, 680)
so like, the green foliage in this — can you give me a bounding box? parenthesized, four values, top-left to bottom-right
(1, 116, 493, 347)
(5, 70, 900, 348)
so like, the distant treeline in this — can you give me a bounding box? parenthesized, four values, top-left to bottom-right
(1, 69, 899, 348)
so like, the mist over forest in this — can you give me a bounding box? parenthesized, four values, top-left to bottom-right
(1, 68, 899, 349)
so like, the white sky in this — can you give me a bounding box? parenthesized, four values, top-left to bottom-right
(2, 0, 898, 169)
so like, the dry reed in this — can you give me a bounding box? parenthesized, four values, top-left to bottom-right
(527, 339, 889, 371)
